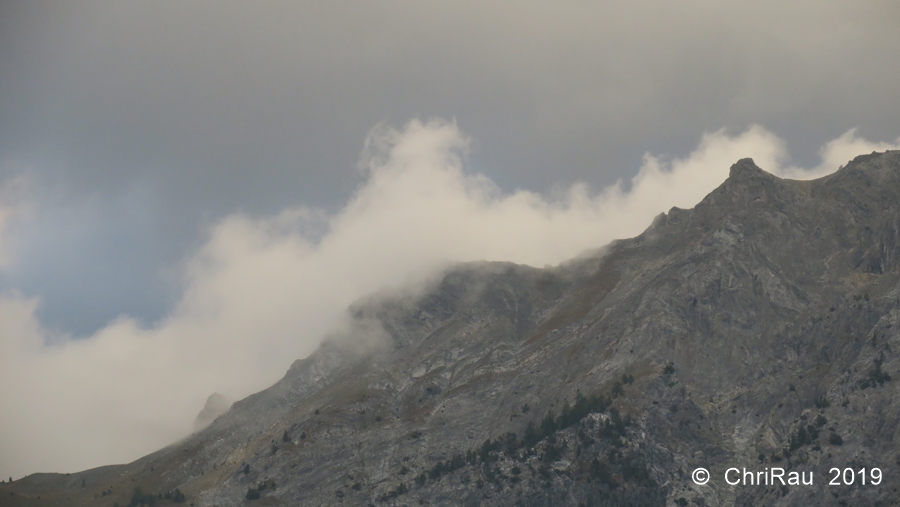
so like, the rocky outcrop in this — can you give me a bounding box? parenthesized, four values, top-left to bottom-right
(193, 393, 232, 432)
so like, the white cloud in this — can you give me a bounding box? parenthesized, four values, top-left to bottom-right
(0, 120, 897, 477)
(779, 129, 900, 179)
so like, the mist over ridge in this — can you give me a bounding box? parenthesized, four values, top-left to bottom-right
(0, 120, 899, 479)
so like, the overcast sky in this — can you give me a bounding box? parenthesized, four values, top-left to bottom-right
(1, 0, 899, 477)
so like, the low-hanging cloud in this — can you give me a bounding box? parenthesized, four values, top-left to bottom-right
(1, 120, 898, 478)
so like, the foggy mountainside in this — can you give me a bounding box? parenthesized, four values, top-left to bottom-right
(5, 151, 900, 506)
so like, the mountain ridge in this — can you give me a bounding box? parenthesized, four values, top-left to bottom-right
(4, 151, 900, 506)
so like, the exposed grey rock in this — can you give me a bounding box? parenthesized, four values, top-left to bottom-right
(9, 151, 900, 507)
(193, 393, 232, 432)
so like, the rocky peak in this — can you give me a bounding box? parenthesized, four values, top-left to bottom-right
(11, 152, 900, 507)
(193, 393, 231, 432)
(727, 157, 768, 180)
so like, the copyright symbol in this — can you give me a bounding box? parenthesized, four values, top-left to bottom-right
(692, 468, 710, 485)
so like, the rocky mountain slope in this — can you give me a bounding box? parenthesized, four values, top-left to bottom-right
(4, 151, 900, 507)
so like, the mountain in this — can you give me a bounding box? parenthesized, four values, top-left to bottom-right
(4, 151, 900, 507)
(193, 394, 232, 433)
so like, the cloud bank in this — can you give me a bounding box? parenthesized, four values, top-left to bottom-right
(4, 0, 900, 336)
(1, 121, 898, 478)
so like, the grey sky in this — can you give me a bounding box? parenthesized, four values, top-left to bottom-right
(1, 0, 898, 333)
(3, 1, 900, 478)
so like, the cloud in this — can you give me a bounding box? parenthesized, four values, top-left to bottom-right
(779, 129, 900, 179)
(0, 120, 897, 478)
(4, 0, 900, 337)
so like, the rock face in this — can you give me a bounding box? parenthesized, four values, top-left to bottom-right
(193, 393, 232, 432)
(7, 151, 900, 507)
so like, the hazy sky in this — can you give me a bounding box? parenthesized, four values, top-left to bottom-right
(1, 1, 899, 477)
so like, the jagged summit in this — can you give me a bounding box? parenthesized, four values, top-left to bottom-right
(726, 157, 769, 180)
(844, 149, 900, 172)
(825, 150, 900, 192)
(193, 393, 231, 433)
(6, 152, 900, 507)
